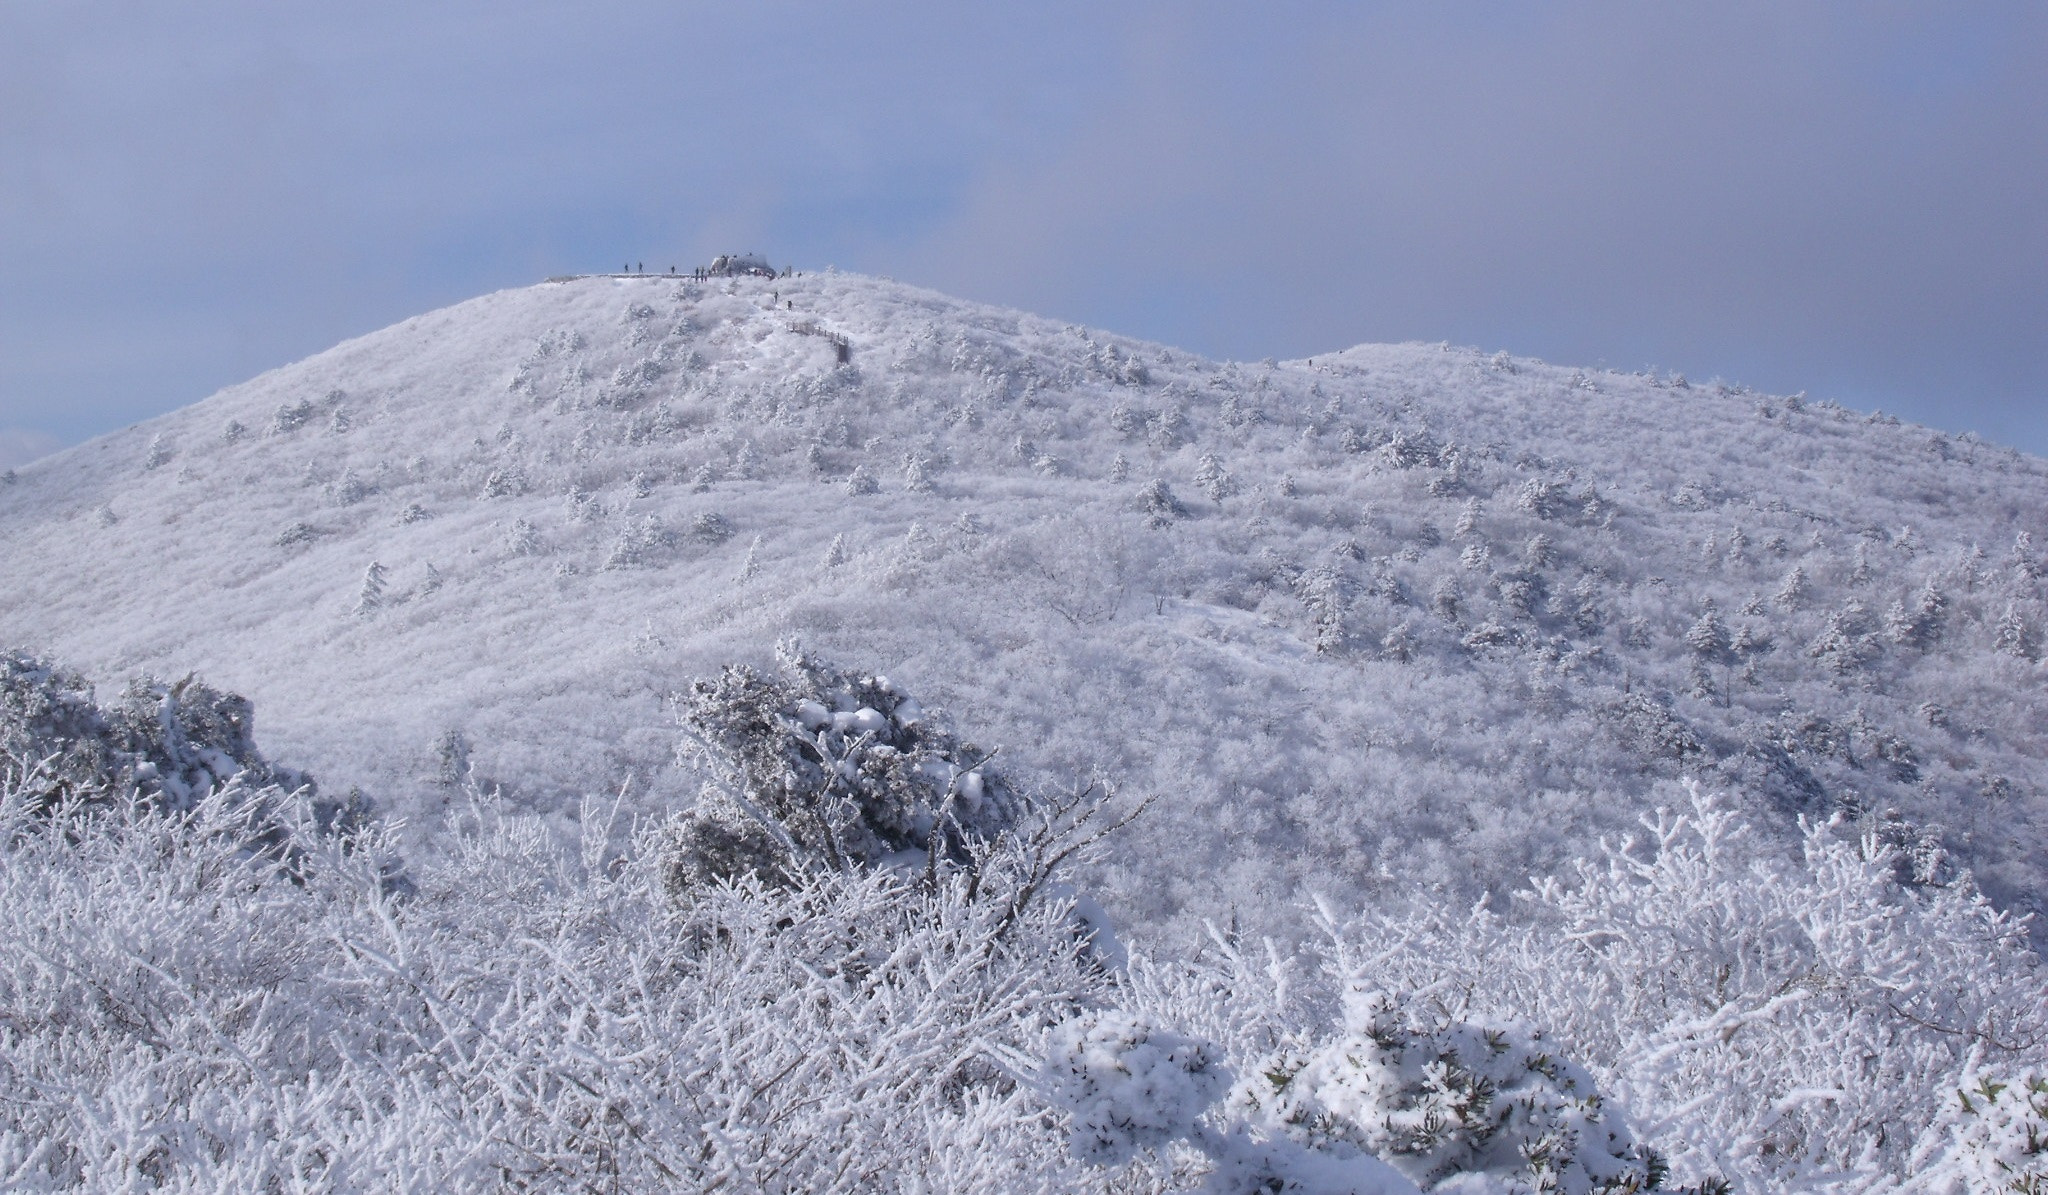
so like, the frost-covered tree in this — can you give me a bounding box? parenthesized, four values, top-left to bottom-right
(1774, 565, 1810, 613)
(604, 515, 676, 569)
(1807, 603, 1878, 677)
(664, 643, 1018, 890)
(1195, 453, 1238, 503)
(1137, 478, 1187, 527)
(503, 517, 540, 555)
(903, 450, 937, 493)
(1296, 566, 1348, 654)
(1431, 575, 1461, 622)
(353, 560, 388, 616)
(1996, 602, 2037, 661)
(1884, 579, 1948, 649)
(0, 652, 312, 816)
(2011, 531, 2040, 582)
(1454, 497, 1481, 540)
(1683, 607, 1732, 665)
(1150, 403, 1187, 449)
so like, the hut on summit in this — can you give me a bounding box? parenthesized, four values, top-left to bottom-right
(703, 254, 777, 278)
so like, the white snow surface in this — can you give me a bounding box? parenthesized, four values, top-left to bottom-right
(2, 269, 2044, 943)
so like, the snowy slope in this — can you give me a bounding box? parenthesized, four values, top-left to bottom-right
(3, 268, 2045, 943)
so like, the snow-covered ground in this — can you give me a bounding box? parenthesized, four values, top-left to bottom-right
(2, 267, 2045, 947)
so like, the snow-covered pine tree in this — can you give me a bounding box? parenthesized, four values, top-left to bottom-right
(1135, 478, 1185, 527)
(902, 451, 936, 493)
(1996, 602, 2036, 660)
(664, 644, 1016, 891)
(1774, 564, 1810, 613)
(1194, 453, 1236, 503)
(1431, 576, 1460, 622)
(2011, 530, 2039, 582)
(1453, 497, 1480, 539)
(354, 561, 387, 616)
(1684, 606, 1732, 665)
(1295, 567, 1346, 654)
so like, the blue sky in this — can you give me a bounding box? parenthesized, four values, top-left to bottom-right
(3, 2, 2044, 465)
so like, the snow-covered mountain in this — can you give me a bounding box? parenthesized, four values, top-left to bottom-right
(3, 266, 2045, 943)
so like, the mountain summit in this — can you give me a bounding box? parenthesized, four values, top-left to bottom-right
(2, 268, 2044, 940)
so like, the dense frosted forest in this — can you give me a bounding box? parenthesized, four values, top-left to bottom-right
(1, 267, 2043, 1190)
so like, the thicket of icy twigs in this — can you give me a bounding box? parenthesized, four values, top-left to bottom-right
(3, 266, 2047, 1189)
(1, 650, 2044, 1192)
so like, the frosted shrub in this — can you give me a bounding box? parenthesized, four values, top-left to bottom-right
(1603, 692, 1703, 762)
(0, 655, 1135, 1192)
(1046, 1010, 1227, 1165)
(604, 514, 675, 568)
(0, 652, 311, 814)
(1231, 990, 1661, 1195)
(269, 398, 312, 434)
(1926, 1072, 2048, 1193)
(0, 774, 1109, 1192)
(1325, 786, 2048, 1191)
(690, 509, 735, 542)
(1033, 1007, 1427, 1194)
(665, 642, 1015, 891)
(503, 516, 541, 555)
(479, 466, 525, 497)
